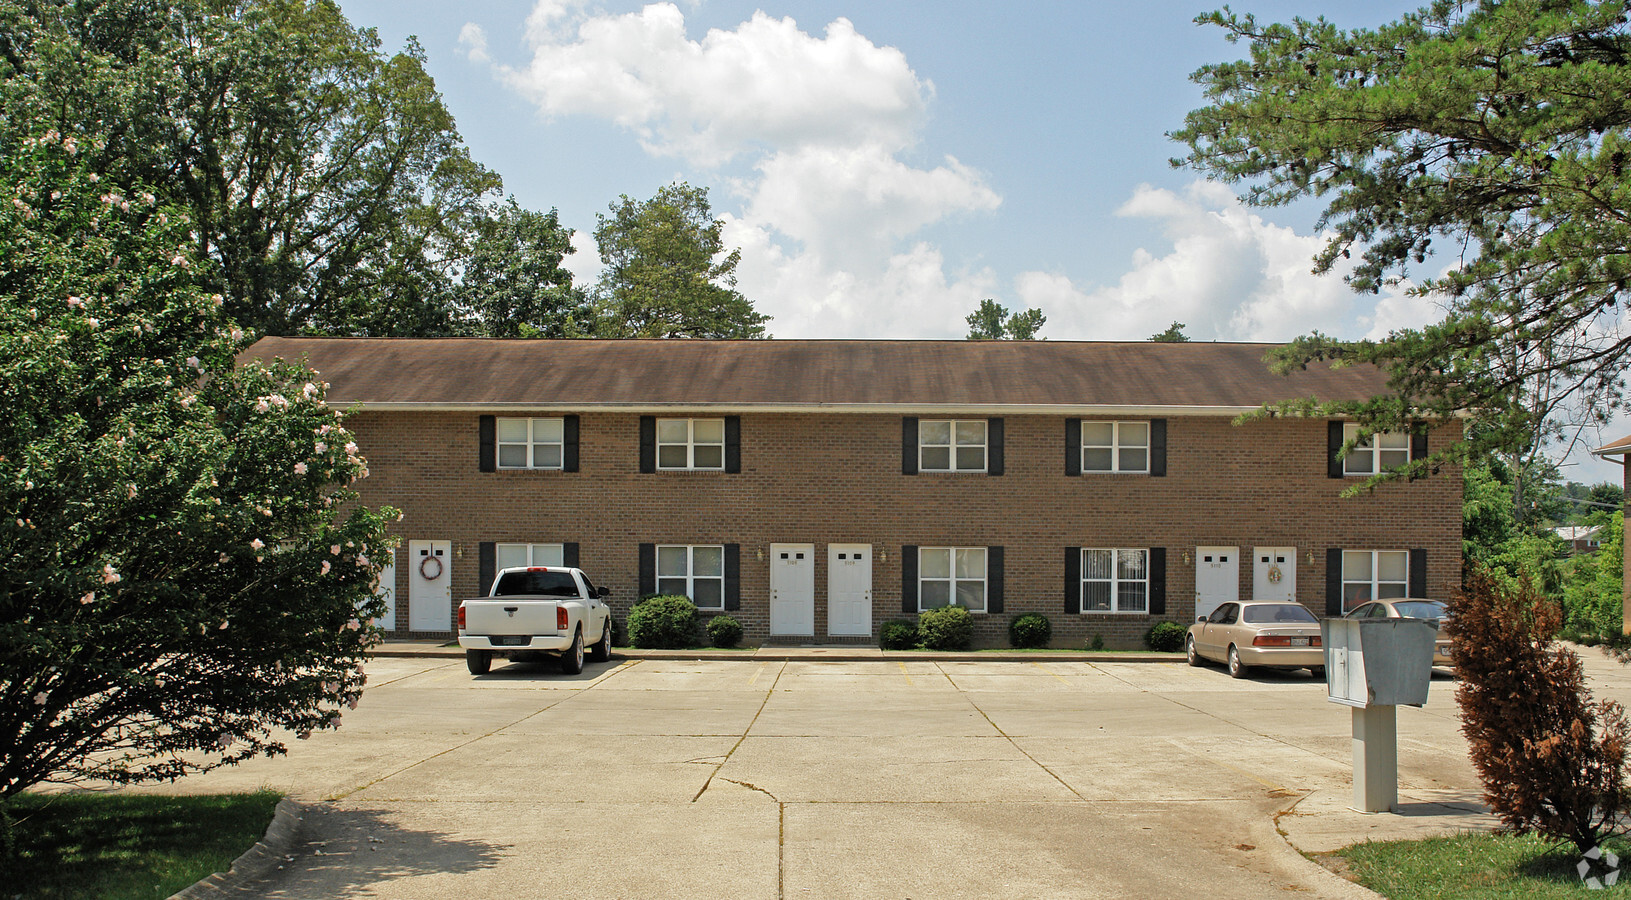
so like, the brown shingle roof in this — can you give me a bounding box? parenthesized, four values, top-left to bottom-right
(1594, 434, 1631, 457)
(242, 337, 1392, 412)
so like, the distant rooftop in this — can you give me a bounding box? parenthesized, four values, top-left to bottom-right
(1595, 434, 1631, 458)
(242, 337, 1393, 413)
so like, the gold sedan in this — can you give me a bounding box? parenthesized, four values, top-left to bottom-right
(1187, 602, 1324, 679)
(1344, 598, 1454, 668)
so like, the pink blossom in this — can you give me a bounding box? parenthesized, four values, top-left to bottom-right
(126, 484, 137, 498)
(101, 564, 120, 584)
(219, 620, 228, 630)
(230, 328, 244, 342)
(347, 698, 359, 710)
(320, 561, 331, 576)
(303, 382, 319, 398)
(344, 442, 358, 455)
(346, 619, 361, 631)
(315, 441, 327, 453)
(80, 592, 95, 605)
(294, 462, 307, 475)
(254, 399, 269, 413)
(356, 554, 370, 568)
(186, 356, 201, 370)
(33, 693, 46, 705)
(249, 538, 264, 550)
(171, 255, 190, 269)
(330, 544, 341, 555)
(67, 295, 83, 308)
(87, 173, 99, 183)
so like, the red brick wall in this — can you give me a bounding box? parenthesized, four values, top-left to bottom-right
(348, 411, 1463, 649)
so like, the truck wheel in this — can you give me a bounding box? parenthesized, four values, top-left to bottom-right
(559, 629, 585, 675)
(589, 618, 612, 663)
(466, 649, 492, 676)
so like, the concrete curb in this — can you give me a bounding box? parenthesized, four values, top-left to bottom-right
(1268, 795, 1388, 900)
(168, 797, 302, 899)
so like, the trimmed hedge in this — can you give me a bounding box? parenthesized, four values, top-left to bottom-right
(707, 614, 744, 648)
(627, 595, 699, 649)
(917, 605, 974, 651)
(1145, 621, 1187, 652)
(880, 619, 919, 650)
(1008, 613, 1052, 649)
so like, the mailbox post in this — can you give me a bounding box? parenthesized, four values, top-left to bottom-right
(1322, 618, 1436, 813)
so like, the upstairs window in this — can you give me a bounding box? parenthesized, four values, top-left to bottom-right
(1342, 423, 1410, 476)
(920, 420, 987, 472)
(658, 418, 725, 470)
(497, 417, 564, 469)
(1081, 421, 1149, 474)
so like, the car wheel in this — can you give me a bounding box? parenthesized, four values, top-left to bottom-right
(1227, 645, 1249, 679)
(589, 616, 612, 663)
(1186, 636, 1202, 667)
(465, 649, 491, 676)
(559, 629, 585, 675)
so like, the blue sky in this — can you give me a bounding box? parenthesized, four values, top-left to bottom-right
(332, 0, 1624, 485)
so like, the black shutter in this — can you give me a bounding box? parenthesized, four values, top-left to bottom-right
(902, 545, 918, 613)
(987, 418, 1004, 476)
(1409, 548, 1427, 598)
(1065, 419, 1082, 476)
(638, 543, 656, 597)
(562, 415, 580, 472)
(1065, 547, 1081, 614)
(725, 544, 741, 610)
(725, 416, 742, 473)
(1328, 421, 1346, 479)
(1149, 419, 1168, 477)
(1411, 425, 1428, 463)
(563, 542, 580, 569)
(1326, 548, 1344, 616)
(479, 415, 496, 472)
(1149, 547, 1166, 615)
(902, 418, 918, 475)
(478, 542, 496, 596)
(987, 546, 1004, 613)
(639, 416, 656, 473)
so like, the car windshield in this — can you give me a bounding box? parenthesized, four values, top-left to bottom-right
(1242, 605, 1318, 624)
(493, 571, 579, 597)
(1394, 601, 1446, 620)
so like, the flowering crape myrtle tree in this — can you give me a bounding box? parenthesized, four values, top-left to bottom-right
(0, 127, 395, 811)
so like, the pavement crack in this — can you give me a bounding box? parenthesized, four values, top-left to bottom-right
(938, 662, 1088, 802)
(691, 661, 785, 803)
(720, 778, 781, 802)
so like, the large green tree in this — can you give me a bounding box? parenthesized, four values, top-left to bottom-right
(459, 199, 592, 338)
(0, 122, 391, 806)
(0, 0, 502, 337)
(592, 182, 770, 339)
(1174, 0, 1631, 468)
(965, 298, 1046, 340)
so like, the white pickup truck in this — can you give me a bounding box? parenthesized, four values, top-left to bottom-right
(457, 566, 614, 675)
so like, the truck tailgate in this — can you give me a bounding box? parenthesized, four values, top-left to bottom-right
(462, 598, 560, 638)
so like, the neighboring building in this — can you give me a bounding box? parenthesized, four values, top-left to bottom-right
(246, 337, 1464, 648)
(1553, 525, 1605, 555)
(1591, 434, 1631, 634)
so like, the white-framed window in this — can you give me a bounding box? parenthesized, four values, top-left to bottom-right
(497, 417, 564, 469)
(919, 547, 986, 612)
(1342, 423, 1410, 476)
(657, 544, 725, 609)
(657, 418, 725, 470)
(920, 420, 987, 472)
(1081, 421, 1150, 473)
(495, 542, 565, 570)
(1342, 550, 1409, 611)
(1080, 549, 1149, 613)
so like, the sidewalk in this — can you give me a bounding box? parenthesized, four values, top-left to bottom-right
(370, 639, 1187, 663)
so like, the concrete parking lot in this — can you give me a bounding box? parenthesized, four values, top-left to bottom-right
(125, 651, 1631, 899)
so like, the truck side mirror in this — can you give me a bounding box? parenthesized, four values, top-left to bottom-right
(597, 586, 611, 598)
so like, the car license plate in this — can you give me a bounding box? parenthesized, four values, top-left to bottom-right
(491, 635, 529, 647)
(1289, 637, 1310, 646)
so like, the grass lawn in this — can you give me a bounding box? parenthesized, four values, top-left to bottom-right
(1333, 831, 1631, 899)
(3, 790, 281, 900)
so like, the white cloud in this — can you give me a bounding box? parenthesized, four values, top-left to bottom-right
(458, 23, 490, 64)
(502, 4, 928, 167)
(1014, 181, 1421, 342)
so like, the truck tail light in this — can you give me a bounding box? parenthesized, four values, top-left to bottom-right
(557, 606, 569, 632)
(457, 605, 465, 633)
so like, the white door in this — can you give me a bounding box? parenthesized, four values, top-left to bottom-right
(769, 543, 814, 636)
(1194, 546, 1239, 622)
(828, 544, 873, 637)
(372, 548, 397, 631)
(1252, 546, 1297, 603)
(408, 540, 452, 632)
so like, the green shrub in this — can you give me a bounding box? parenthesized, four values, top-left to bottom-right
(1008, 613, 1052, 649)
(1145, 621, 1187, 652)
(880, 619, 918, 650)
(917, 606, 974, 651)
(626, 595, 699, 649)
(707, 614, 743, 648)
(1088, 634, 1106, 651)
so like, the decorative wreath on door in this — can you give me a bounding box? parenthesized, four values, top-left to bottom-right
(419, 554, 443, 580)
(1267, 564, 1283, 585)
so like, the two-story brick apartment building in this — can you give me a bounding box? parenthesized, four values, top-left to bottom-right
(246, 337, 1463, 648)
